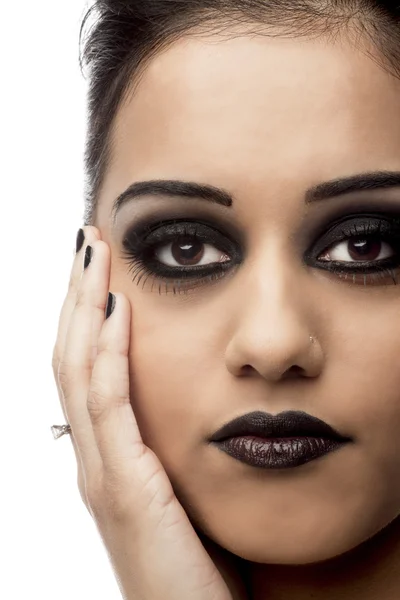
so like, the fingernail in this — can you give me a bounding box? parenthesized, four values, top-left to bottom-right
(105, 293, 116, 319)
(76, 229, 85, 254)
(84, 245, 93, 270)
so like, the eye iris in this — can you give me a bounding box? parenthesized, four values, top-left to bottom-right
(171, 236, 204, 265)
(348, 237, 381, 261)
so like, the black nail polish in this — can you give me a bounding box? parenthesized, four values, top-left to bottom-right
(105, 293, 116, 319)
(76, 229, 85, 254)
(84, 245, 93, 270)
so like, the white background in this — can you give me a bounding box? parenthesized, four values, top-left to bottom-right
(1, 1, 122, 597)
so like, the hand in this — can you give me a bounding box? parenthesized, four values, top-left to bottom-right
(52, 226, 249, 600)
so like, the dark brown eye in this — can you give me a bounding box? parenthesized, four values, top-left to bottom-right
(171, 237, 205, 265)
(319, 237, 393, 263)
(155, 236, 230, 267)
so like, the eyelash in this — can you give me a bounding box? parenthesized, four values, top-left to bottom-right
(120, 219, 241, 295)
(120, 214, 400, 294)
(309, 214, 400, 286)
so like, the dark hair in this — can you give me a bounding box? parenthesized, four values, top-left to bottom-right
(79, 0, 400, 226)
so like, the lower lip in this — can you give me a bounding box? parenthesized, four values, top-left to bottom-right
(212, 436, 348, 469)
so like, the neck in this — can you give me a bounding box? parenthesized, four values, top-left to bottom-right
(248, 516, 400, 600)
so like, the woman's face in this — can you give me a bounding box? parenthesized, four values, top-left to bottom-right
(94, 31, 400, 564)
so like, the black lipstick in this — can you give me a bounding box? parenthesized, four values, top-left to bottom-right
(209, 410, 352, 470)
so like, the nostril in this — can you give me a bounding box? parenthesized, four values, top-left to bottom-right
(241, 364, 255, 376)
(282, 365, 305, 379)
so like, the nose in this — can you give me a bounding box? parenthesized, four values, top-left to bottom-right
(224, 259, 324, 382)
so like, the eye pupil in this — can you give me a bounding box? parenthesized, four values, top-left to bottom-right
(348, 238, 382, 261)
(171, 236, 205, 265)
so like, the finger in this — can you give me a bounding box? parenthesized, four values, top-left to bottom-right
(59, 239, 110, 476)
(52, 226, 100, 465)
(87, 291, 169, 512)
(87, 292, 144, 476)
(52, 226, 101, 399)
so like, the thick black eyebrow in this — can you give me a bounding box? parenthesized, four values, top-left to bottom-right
(111, 180, 233, 224)
(306, 171, 400, 203)
(111, 171, 400, 224)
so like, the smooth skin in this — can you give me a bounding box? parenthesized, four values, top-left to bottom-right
(52, 228, 248, 600)
(53, 26, 400, 600)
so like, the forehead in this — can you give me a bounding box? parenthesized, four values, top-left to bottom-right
(101, 33, 400, 206)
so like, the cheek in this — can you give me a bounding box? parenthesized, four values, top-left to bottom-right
(329, 300, 400, 421)
(324, 297, 400, 483)
(127, 306, 217, 475)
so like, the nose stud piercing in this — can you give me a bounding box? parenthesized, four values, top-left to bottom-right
(310, 336, 315, 344)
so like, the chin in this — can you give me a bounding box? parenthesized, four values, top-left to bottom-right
(208, 511, 394, 566)
(229, 540, 357, 565)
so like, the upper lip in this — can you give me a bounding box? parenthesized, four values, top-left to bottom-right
(209, 410, 351, 443)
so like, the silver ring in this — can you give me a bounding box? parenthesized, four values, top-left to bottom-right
(51, 424, 72, 440)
